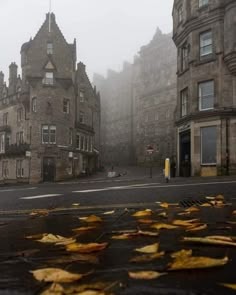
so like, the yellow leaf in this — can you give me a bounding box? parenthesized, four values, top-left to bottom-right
(168, 256, 228, 271)
(66, 242, 108, 253)
(182, 236, 236, 247)
(66, 281, 116, 293)
(26, 233, 47, 240)
(138, 230, 159, 237)
(134, 243, 159, 254)
(172, 219, 199, 227)
(46, 253, 99, 264)
(220, 283, 236, 291)
(130, 252, 165, 263)
(40, 283, 64, 295)
(185, 206, 200, 213)
(200, 203, 212, 207)
(160, 202, 169, 209)
(151, 223, 178, 230)
(72, 226, 97, 232)
(171, 249, 192, 259)
(103, 210, 115, 215)
(186, 223, 207, 232)
(79, 215, 103, 223)
(178, 212, 191, 216)
(31, 268, 90, 283)
(111, 230, 159, 240)
(37, 234, 76, 245)
(132, 209, 152, 217)
(72, 203, 80, 206)
(128, 271, 167, 280)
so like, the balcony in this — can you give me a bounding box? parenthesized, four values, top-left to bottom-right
(5, 143, 30, 156)
(76, 122, 94, 133)
(0, 125, 11, 133)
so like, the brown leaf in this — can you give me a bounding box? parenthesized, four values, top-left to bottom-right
(171, 249, 192, 259)
(232, 210, 236, 215)
(66, 242, 108, 253)
(168, 256, 228, 271)
(72, 226, 97, 233)
(46, 253, 99, 264)
(25, 233, 47, 240)
(66, 281, 117, 294)
(137, 219, 155, 224)
(130, 252, 165, 263)
(151, 223, 178, 230)
(186, 223, 207, 232)
(134, 243, 159, 254)
(215, 194, 224, 200)
(182, 236, 236, 247)
(172, 219, 199, 227)
(31, 268, 91, 283)
(185, 206, 200, 213)
(128, 271, 167, 280)
(158, 212, 168, 218)
(37, 234, 76, 245)
(132, 209, 152, 217)
(40, 283, 64, 295)
(138, 230, 159, 237)
(79, 215, 103, 223)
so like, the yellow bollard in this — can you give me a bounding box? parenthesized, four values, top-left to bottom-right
(165, 158, 170, 182)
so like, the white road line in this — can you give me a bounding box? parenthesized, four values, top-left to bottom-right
(0, 187, 37, 193)
(73, 180, 236, 193)
(20, 194, 62, 200)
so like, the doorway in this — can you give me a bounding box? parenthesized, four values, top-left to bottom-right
(179, 131, 191, 177)
(43, 157, 55, 182)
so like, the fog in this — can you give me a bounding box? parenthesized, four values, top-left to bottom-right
(0, 0, 174, 80)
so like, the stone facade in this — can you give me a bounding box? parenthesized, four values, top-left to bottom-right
(94, 29, 177, 167)
(173, 0, 236, 176)
(0, 13, 100, 183)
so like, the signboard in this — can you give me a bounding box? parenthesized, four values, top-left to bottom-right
(146, 145, 154, 154)
(25, 151, 31, 157)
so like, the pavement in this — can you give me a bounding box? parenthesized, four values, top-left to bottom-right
(0, 169, 236, 294)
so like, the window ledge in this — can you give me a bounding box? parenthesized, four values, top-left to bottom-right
(197, 55, 216, 66)
(198, 5, 209, 12)
(177, 68, 189, 77)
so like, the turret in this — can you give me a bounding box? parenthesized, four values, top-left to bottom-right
(8, 62, 18, 94)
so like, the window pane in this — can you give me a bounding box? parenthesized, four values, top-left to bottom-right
(201, 126, 217, 164)
(200, 31, 212, 56)
(50, 126, 56, 144)
(42, 126, 49, 143)
(199, 81, 214, 110)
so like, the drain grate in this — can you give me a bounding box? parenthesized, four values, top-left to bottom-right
(179, 199, 211, 208)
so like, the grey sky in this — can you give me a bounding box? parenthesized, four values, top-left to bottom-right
(0, 0, 174, 81)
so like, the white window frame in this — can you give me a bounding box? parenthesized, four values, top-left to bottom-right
(63, 99, 70, 114)
(200, 31, 213, 58)
(42, 125, 56, 144)
(0, 134, 5, 153)
(17, 108, 23, 122)
(2, 161, 8, 178)
(79, 91, 85, 102)
(43, 72, 54, 85)
(16, 159, 24, 178)
(181, 88, 188, 117)
(76, 133, 80, 149)
(199, 80, 214, 111)
(178, 5, 183, 24)
(47, 42, 53, 55)
(79, 111, 85, 124)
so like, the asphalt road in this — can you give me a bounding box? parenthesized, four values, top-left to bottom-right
(0, 175, 236, 212)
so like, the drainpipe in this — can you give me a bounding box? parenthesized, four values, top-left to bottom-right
(226, 118, 229, 176)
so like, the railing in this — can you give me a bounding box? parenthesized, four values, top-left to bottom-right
(5, 143, 30, 156)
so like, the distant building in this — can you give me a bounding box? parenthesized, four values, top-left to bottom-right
(94, 28, 177, 167)
(173, 0, 236, 176)
(0, 13, 100, 183)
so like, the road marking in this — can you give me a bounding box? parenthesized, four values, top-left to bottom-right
(20, 194, 62, 200)
(0, 187, 37, 193)
(73, 180, 236, 193)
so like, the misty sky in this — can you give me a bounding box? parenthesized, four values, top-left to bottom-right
(0, 0, 174, 81)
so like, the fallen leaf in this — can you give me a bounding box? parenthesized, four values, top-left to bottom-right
(220, 283, 236, 291)
(29, 209, 50, 217)
(111, 230, 159, 240)
(151, 223, 178, 230)
(103, 210, 115, 215)
(185, 207, 200, 213)
(160, 202, 169, 209)
(25, 233, 47, 240)
(178, 212, 191, 216)
(72, 203, 80, 206)
(130, 252, 165, 263)
(40, 283, 64, 295)
(128, 271, 167, 280)
(46, 253, 99, 264)
(66, 242, 108, 253)
(79, 215, 103, 223)
(171, 249, 192, 259)
(134, 243, 159, 254)
(73, 291, 107, 295)
(158, 212, 168, 218)
(138, 230, 159, 237)
(111, 233, 137, 240)
(37, 234, 76, 245)
(200, 203, 212, 207)
(168, 256, 228, 271)
(215, 195, 224, 200)
(186, 223, 207, 232)
(172, 219, 199, 227)
(232, 210, 236, 215)
(182, 236, 236, 247)
(72, 226, 97, 232)
(206, 235, 236, 242)
(137, 219, 155, 224)
(132, 209, 152, 217)
(31, 268, 90, 283)
(66, 281, 117, 294)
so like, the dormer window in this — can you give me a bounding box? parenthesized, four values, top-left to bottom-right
(43, 72, 54, 85)
(47, 42, 53, 55)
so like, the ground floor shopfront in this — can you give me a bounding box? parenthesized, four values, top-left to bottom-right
(177, 116, 236, 177)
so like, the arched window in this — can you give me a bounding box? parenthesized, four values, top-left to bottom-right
(32, 97, 37, 112)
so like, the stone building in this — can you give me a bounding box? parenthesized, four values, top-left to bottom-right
(133, 29, 177, 165)
(94, 28, 177, 167)
(0, 13, 100, 183)
(173, 0, 236, 176)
